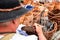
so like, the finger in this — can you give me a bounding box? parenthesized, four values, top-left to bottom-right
(34, 23, 44, 34)
(34, 23, 44, 28)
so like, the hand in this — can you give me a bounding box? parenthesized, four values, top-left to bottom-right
(34, 23, 47, 40)
(34, 23, 44, 35)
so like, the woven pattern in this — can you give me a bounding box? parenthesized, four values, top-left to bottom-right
(48, 9, 60, 30)
(44, 22, 57, 40)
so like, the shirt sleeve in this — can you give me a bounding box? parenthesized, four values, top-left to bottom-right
(10, 34, 38, 40)
(24, 35, 38, 40)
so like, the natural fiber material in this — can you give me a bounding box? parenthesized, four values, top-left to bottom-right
(48, 9, 60, 30)
(44, 22, 57, 40)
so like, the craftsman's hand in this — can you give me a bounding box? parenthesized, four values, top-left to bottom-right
(34, 23, 47, 40)
(34, 23, 43, 35)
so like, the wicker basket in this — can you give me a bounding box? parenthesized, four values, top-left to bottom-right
(48, 9, 60, 31)
(44, 22, 57, 40)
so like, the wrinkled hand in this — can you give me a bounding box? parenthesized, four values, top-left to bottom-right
(34, 23, 44, 35)
(34, 23, 47, 40)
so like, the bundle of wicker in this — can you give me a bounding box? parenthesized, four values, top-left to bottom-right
(44, 2, 55, 11)
(48, 9, 60, 30)
(54, 2, 60, 10)
(19, 2, 58, 40)
(22, 4, 44, 26)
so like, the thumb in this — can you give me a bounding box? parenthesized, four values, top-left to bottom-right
(34, 23, 44, 34)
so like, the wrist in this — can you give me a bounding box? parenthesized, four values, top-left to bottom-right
(38, 33, 47, 40)
(37, 31, 43, 35)
(38, 33, 44, 36)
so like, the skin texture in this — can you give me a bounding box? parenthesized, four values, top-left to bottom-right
(0, 17, 20, 33)
(34, 23, 47, 40)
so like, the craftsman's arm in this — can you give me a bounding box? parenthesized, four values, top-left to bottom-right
(34, 23, 47, 40)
